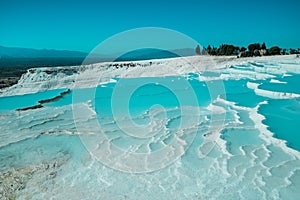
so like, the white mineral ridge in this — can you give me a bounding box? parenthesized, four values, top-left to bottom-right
(1, 55, 299, 97)
(247, 81, 300, 99)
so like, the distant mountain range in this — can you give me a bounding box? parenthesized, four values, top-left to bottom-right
(0, 45, 88, 58)
(0, 45, 196, 68)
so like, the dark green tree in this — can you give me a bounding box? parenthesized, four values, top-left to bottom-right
(207, 45, 212, 54)
(282, 49, 287, 55)
(262, 42, 266, 50)
(269, 46, 281, 55)
(248, 43, 261, 52)
(211, 47, 217, 55)
(195, 45, 201, 55)
(290, 48, 298, 54)
(225, 45, 235, 55)
(202, 48, 208, 55)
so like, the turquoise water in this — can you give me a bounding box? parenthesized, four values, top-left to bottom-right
(256, 74, 300, 151)
(259, 74, 300, 94)
(259, 98, 300, 151)
(0, 134, 88, 172)
(0, 88, 67, 112)
(223, 79, 266, 107)
(216, 74, 300, 152)
(0, 75, 298, 152)
(45, 76, 213, 121)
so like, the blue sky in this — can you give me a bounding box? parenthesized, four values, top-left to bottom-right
(1, 0, 300, 52)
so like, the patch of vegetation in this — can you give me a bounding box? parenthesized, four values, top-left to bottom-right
(199, 42, 299, 58)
